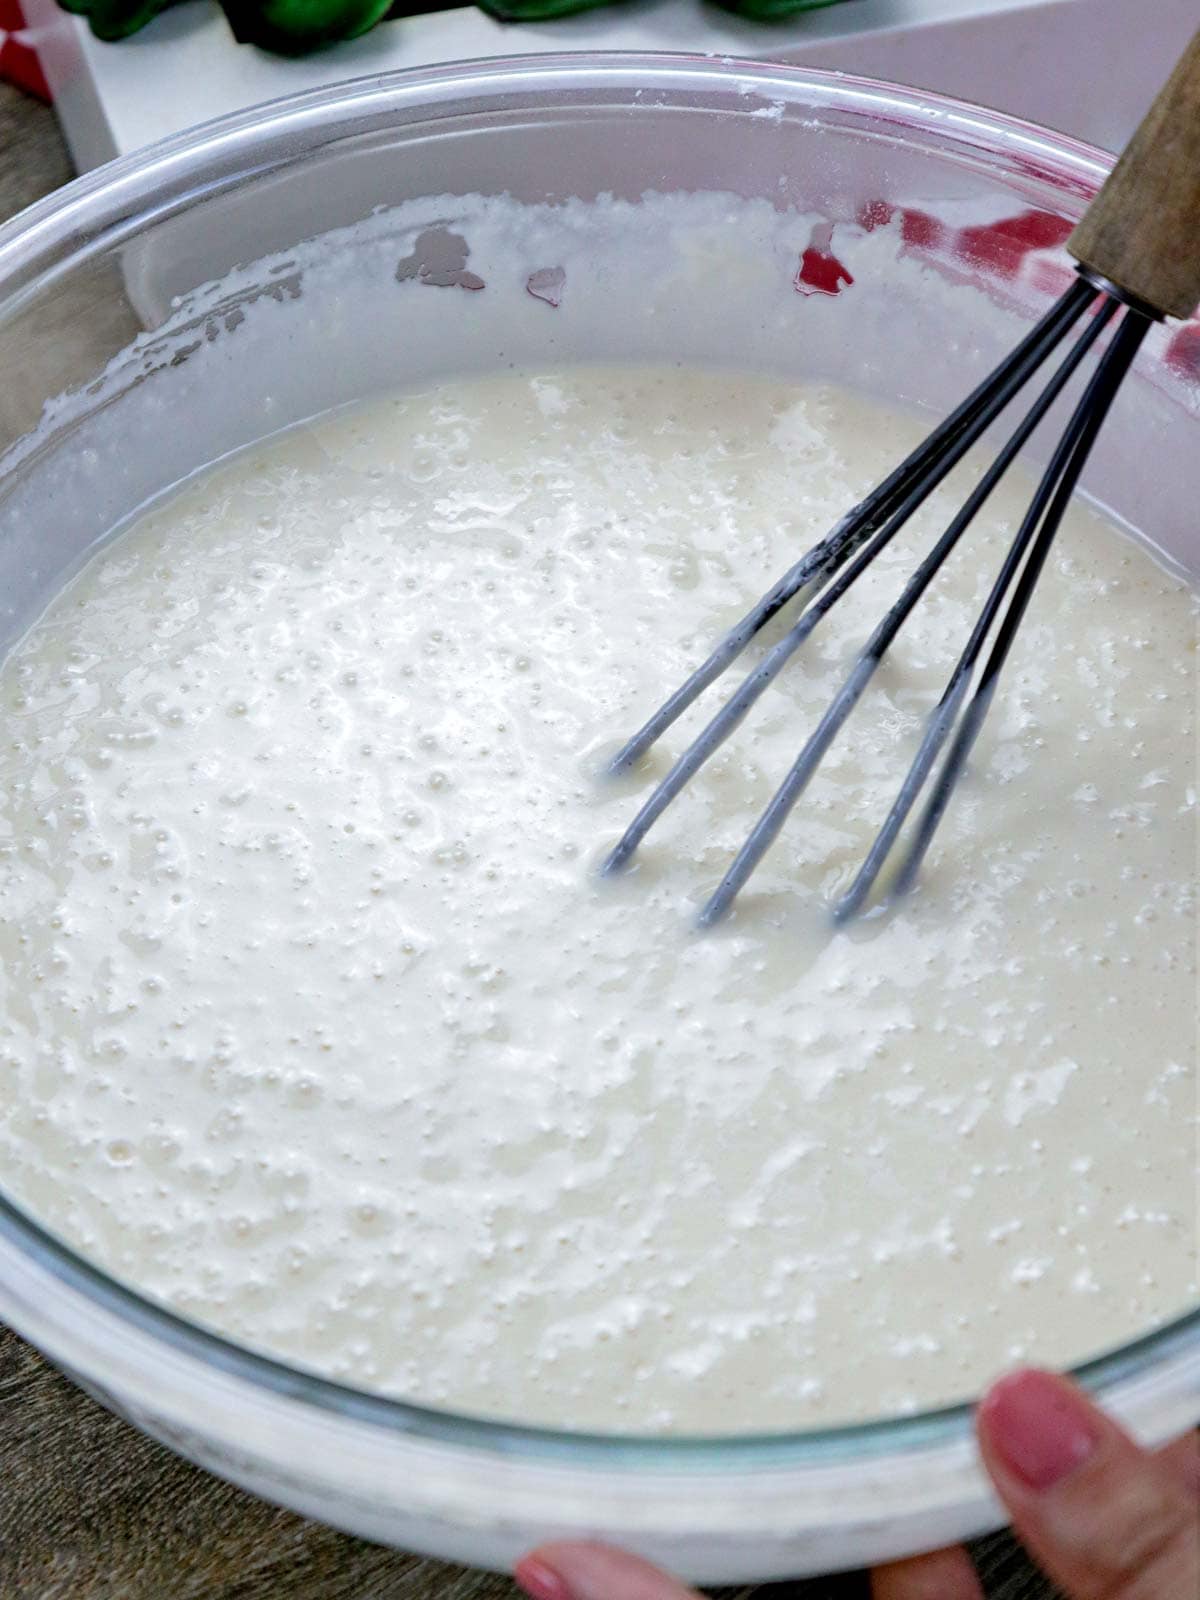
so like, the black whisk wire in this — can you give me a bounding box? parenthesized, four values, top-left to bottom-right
(603, 275, 1153, 925)
(606, 277, 1097, 775)
(699, 293, 1128, 927)
(883, 305, 1152, 905)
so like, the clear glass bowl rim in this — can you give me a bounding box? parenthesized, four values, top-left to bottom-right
(0, 50, 1195, 1473)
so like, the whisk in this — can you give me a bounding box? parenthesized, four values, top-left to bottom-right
(603, 30, 1200, 926)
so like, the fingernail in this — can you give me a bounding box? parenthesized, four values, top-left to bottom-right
(980, 1369, 1102, 1492)
(514, 1555, 572, 1600)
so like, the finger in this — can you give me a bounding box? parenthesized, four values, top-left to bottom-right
(870, 1545, 984, 1600)
(515, 1541, 700, 1600)
(1157, 1430, 1200, 1495)
(977, 1368, 1200, 1600)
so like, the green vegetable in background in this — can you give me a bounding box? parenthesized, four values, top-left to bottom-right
(221, 0, 394, 52)
(57, 0, 183, 42)
(715, 0, 849, 19)
(58, 0, 851, 56)
(474, 0, 618, 20)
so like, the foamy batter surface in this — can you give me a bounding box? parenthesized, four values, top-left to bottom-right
(0, 370, 1195, 1431)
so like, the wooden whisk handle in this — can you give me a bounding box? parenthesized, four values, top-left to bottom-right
(1068, 26, 1200, 321)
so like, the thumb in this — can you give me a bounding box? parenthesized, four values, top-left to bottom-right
(977, 1368, 1199, 1600)
(515, 1541, 699, 1600)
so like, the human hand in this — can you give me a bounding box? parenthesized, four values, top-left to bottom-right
(513, 1369, 1199, 1600)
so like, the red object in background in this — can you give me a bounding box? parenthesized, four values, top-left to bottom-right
(957, 209, 1074, 279)
(856, 198, 895, 233)
(795, 220, 855, 298)
(795, 245, 855, 297)
(900, 207, 945, 250)
(1, 0, 52, 102)
(1027, 253, 1078, 301)
(1165, 323, 1200, 382)
(0, 32, 51, 99)
(800, 201, 1200, 375)
(855, 198, 1079, 302)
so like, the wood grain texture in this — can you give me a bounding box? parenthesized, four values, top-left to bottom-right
(1068, 26, 1200, 319)
(0, 86, 141, 452)
(2, 1323, 1057, 1600)
(0, 81, 1056, 1600)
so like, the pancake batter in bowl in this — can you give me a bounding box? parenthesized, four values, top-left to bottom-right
(0, 368, 1195, 1433)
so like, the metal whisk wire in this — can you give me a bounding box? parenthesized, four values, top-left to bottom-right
(602, 275, 1154, 925)
(604, 276, 1096, 780)
(836, 305, 1150, 922)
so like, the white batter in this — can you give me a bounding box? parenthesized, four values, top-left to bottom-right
(0, 369, 1195, 1432)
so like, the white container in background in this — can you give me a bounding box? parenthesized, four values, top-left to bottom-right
(21, 0, 1200, 170)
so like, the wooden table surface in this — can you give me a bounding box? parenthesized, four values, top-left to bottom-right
(0, 79, 1053, 1600)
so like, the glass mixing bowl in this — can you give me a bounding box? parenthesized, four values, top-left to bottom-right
(0, 54, 1196, 1584)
